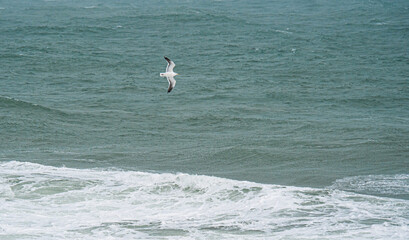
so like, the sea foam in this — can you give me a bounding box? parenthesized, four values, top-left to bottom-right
(0, 161, 408, 239)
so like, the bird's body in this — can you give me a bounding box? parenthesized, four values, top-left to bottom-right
(160, 56, 178, 93)
(159, 72, 178, 78)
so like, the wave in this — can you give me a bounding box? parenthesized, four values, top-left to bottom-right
(0, 161, 408, 239)
(330, 174, 409, 199)
(0, 96, 68, 116)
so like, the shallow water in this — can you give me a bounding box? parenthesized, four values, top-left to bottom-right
(1, 161, 408, 239)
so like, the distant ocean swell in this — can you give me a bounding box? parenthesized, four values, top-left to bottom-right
(0, 96, 64, 114)
(0, 161, 408, 239)
(0, 96, 80, 134)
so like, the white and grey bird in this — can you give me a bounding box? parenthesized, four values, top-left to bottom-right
(160, 56, 179, 93)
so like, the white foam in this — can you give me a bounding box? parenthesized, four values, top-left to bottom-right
(0, 161, 408, 239)
(331, 174, 409, 197)
(275, 29, 293, 35)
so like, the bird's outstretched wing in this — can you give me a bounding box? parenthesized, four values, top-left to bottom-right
(164, 56, 175, 72)
(167, 76, 176, 93)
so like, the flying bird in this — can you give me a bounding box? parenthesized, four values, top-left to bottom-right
(160, 56, 179, 93)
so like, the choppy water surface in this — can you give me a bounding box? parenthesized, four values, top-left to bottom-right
(1, 161, 408, 239)
(1, 0, 408, 239)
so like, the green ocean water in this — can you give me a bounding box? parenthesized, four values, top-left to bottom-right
(1, 0, 409, 239)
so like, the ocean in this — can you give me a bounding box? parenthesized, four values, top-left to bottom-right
(1, 0, 408, 239)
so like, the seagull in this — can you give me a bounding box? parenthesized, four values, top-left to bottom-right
(160, 56, 179, 93)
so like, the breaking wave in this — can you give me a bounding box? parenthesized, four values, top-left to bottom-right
(0, 161, 408, 239)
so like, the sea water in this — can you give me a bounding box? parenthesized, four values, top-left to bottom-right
(1, 0, 408, 239)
